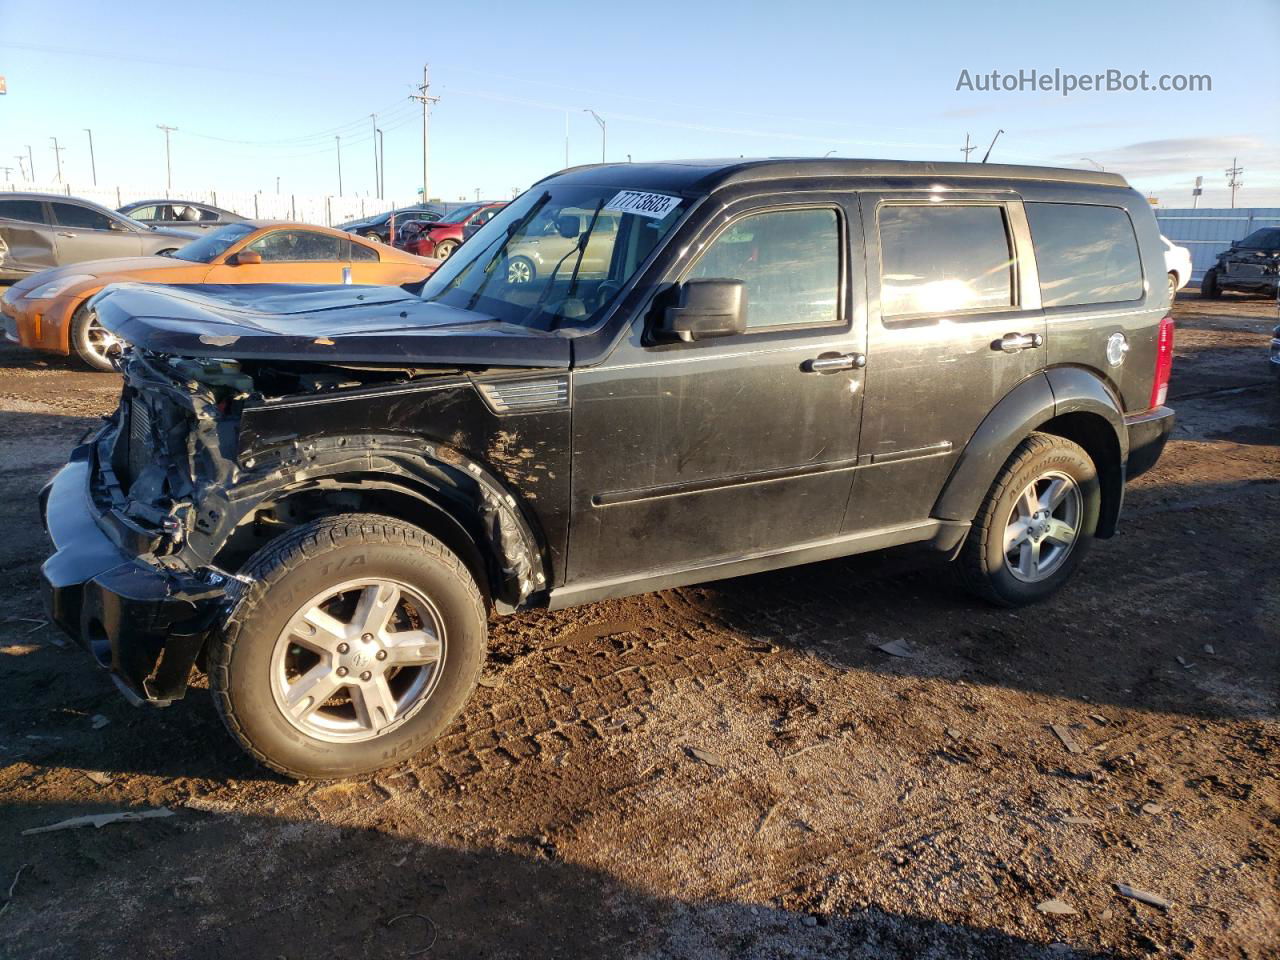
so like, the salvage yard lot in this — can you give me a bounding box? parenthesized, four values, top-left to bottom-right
(0, 296, 1276, 959)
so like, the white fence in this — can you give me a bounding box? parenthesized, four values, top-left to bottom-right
(2, 181, 411, 227)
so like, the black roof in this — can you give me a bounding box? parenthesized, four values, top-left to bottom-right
(538, 158, 1130, 193)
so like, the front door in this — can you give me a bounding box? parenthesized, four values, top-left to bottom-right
(567, 196, 867, 585)
(844, 191, 1046, 531)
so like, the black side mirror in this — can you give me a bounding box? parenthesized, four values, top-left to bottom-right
(556, 215, 581, 240)
(662, 278, 746, 342)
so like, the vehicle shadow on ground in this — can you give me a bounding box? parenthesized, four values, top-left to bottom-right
(0, 801, 1129, 960)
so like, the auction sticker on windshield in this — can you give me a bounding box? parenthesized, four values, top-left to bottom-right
(604, 191, 682, 219)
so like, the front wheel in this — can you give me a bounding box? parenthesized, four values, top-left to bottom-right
(70, 303, 123, 372)
(957, 433, 1099, 606)
(434, 239, 459, 260)
(506, 256, 535, 284)
(364, 231, 382, 243)
(209, 514, 487, 779)
(1167, 271, 1178, 301)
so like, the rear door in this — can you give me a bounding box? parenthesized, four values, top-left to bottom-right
(844, 191, 1045, 531)
(50, 201, 142, 262)
(0, 198, 57, 276)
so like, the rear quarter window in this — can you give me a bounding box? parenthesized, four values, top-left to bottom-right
(1026, 202, 1144, 307)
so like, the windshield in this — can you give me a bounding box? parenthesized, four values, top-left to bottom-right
(1237, 228, 1280, 249)
(436, 203, 483, 225)
(169, 223, 256, 263)
(419, 184, 689, 329)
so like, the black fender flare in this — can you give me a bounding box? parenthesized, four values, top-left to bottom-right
(181, 433, 549, 610)
(932, 369, 1128, 536)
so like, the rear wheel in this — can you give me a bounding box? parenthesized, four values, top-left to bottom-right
(1200, 268, 1221, 298)
(209, 514, 487, 779)
(957, 433, 1099, 606)
(506, 256, 535, 284)
(1167, 271, 1178, 301)
(70, 303, 122, 372)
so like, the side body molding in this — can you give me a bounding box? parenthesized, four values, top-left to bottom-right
(932, 368, 1128, 536)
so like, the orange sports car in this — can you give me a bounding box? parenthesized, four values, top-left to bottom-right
(1, 221, 439, 370)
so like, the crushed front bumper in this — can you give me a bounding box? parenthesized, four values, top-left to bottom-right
(1124, 406, 1175, 480)
(40, 449, 229, 705)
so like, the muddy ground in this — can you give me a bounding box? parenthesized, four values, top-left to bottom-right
(0, 294, 1276, 960)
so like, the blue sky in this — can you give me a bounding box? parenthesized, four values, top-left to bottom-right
(1, 0, 1276, 207)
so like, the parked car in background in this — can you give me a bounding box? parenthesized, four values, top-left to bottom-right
(403, 201, 507, 260)
(0, 192, 198, 282)
(340, 206, 442, 244)
(1, 221, 438, 370)
(118, 200, 247, 231)
(37, 158, 1176, 778)
(1201, 227, 1280, 299)
(1161, 236, 1192, 299)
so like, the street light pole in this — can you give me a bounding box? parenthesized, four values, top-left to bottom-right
(25, 145, 35, 183)
(370, 114, 378, 197)
(583, 108, 606, 163)
(84, 129, 97, 184)
(376, 128, 385, 199)
(980, 128, 1004, 164)
(335, 135, 343, 196)
(1079, 157, 1105, 171)
(14, 156, 26, 180)
(156, 124, 177, 192)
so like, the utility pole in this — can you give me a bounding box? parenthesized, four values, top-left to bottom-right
(961, 133, 975, 162)
(335, 135, 343, 196)
(0, 166, 12, 182)
(409, 64, 440, 203)
(25, 145, 35, 182)
(1225, 158, 1243, 209)
(583, 109, 606, 162)
(15, 155, 27, 180)
(156, 124, 177, 192)
(980, 128, 1004, 164)
(370, 114, 379, 197)
(564, 112, 569, 168)
(83, 129, 97, 185)
(1192, 175, 1203, 209)
(376, 128, 385, 199)
(276, 176, 280, 194)
(50, 137, 65, 183)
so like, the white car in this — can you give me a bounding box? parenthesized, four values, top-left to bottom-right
(1162, 235, 1193, 300)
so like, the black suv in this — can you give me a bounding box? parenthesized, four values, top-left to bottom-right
(1201, 227, 1280, 299)
(41, 159, 1176, 778)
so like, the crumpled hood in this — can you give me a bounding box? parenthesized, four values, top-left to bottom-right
(91, 282, 571, 368)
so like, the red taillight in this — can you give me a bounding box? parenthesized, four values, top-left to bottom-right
(1150, 314, 1174, 409)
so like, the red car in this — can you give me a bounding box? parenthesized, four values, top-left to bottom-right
(403, 201, 506, 260)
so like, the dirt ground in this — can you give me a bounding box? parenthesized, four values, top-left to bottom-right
(0, 294, 1276, 960)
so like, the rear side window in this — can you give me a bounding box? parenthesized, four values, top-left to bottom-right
(349, 240, 379, 262)
(878, 204, 1014, 317)
(52, 202, 115, 231)
(686, 207, 840, 329)
(1026, 202, 1143, 307)
(0, 199, 46, 224)
(247, 229, 343, 262)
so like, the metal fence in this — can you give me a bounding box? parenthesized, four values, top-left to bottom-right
(2, 181, 411, 227)
(1154, 207, 1280, 281)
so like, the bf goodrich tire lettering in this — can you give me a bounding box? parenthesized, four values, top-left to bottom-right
(209, 514, 486, 779)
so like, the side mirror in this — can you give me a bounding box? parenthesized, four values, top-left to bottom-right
(556, 215, 581, 240)
(230, 250, 263, 266)
(661, 279, 746, 342)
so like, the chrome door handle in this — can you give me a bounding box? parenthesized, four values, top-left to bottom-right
(995, 332, 1043, 353)
(56, 231, 76, 238)
(803, 352, 866, 373)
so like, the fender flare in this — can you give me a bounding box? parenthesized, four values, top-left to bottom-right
(932, 369, 1128, 534)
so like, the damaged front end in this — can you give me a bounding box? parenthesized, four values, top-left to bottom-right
(42, 347, 553, 705)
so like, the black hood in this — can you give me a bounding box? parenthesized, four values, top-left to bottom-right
(91, 282, 571, 368)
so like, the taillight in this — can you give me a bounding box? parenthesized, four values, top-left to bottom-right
(1150, 314, 1174, 409)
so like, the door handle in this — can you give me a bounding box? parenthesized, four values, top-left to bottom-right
(803, 352, 866, 373)
(56, 231, 77, 238)
(995, 332, 1043, 353)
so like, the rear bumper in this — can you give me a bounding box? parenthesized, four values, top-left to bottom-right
(1124, 406, 1175, 480)
(40, 454, 228, 704)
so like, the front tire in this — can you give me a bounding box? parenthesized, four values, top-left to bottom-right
(1167, 271, 1178, 301)
(957, 433, 1099, 607)
(434, 239, 459, 260)
(70, 303, 122, 372)
(209, 514, 487, 779)
(506, 256, 535, 284)
(1200, 268, 1221, 299)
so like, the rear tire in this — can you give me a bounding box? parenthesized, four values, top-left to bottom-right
(1167, 271, 1178, 301)
(209, 514, 487, 780)
(1200, 268, 1221, 299)
(957, 433, 1099, 607)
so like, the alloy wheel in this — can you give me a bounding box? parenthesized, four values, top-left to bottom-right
(83, 312, 124, 367)
(269, 578, 447, 743)
(1002, 471, 1082, 583)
